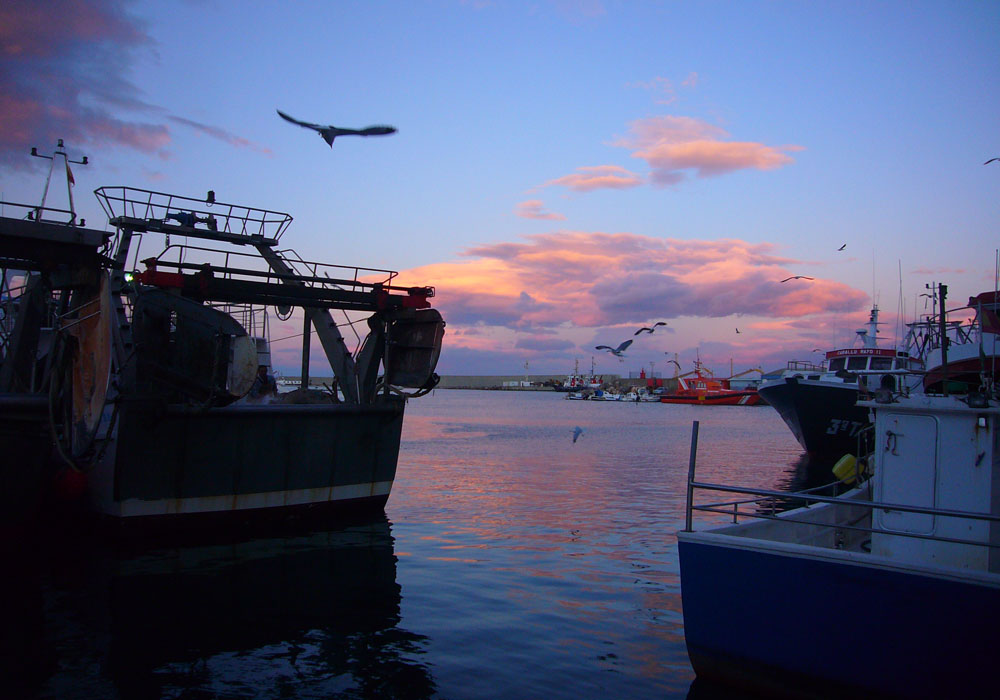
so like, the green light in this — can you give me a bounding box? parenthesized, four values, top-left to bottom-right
(124, 272, 134, 282)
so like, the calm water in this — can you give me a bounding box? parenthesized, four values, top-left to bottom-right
(4, 390, 825, 699)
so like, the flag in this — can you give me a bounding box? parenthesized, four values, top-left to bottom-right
(65, 160, 75, 186)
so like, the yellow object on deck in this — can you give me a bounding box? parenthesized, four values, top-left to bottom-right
(832, 453, 864, 484)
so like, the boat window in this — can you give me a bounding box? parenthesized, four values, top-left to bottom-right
(870, 357, 892, 371)
(829, 358, 846, 372)
(847, 357, 868, 371)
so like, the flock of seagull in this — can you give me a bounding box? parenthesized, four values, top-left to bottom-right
(595, 321, 671, 360)
(592, 259, 841, 358)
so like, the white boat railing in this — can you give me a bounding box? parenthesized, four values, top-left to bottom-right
(682, 421, 1000, 552)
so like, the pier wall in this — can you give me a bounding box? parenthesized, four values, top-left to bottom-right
(277, 375, 683, 391)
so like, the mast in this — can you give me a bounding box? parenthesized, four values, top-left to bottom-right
(30, 139, 88, 224)
(939, 284, 949, 396)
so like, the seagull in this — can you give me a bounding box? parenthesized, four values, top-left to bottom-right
(735, 328, 741, 334)
(277, 110, 397, 147)
(985, 158, 1000, 165)
(837, 244, 846, 251)
(572, 426, 584, 443)
(595, 339, 633, 357)
(665, 357, 681, 369)
(780, 275, 815, 283)
(634, 321, 668, 336)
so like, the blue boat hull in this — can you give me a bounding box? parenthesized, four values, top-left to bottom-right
(678, 536, 999, 699)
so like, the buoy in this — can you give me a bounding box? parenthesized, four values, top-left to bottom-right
(833, 454, 860, 484)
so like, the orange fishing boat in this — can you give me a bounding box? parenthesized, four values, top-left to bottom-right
(659, 360, 761, 405)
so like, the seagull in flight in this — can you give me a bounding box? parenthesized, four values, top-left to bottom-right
(595, 339, 633, 357)
(634, 321, 668, 336)
(735, 328, 741, 334)
(277, 110, 397, 147)
(572, 426, 584, 443)
(780, 275, 815, 283)
(837, 244, 846, 251)
(666, 358, 681, 369)
(985, 158, 1000, 165)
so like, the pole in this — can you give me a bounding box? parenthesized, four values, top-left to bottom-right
(939, 284, 949, 396)
(684, 420, 700, 532)
(301, 309, 311, 389)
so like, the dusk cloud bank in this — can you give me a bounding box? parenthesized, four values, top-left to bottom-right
(396, 230, 867, 336)
(0, 0, 268, 166)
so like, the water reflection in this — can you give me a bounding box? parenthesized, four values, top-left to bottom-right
(752, 452, 848, 515)
(4, 517, 436, 699)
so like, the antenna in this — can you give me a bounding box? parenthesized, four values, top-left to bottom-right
(30, 139, 89, 225)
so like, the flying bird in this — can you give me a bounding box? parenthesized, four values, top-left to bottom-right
(634, 321, 668, 336)
(838, 244, 846, 251)
(666, 358, 681, 369)
(780, 275, 815, 283)
(572, 426, 584, 443)
(277, 110, 397, 147)
(985, 158, 1000, 165)
(735, 328, 741, 334)
(595, 339, 633, 357)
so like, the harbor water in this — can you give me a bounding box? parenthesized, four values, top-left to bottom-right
(6, 389, 824, 698)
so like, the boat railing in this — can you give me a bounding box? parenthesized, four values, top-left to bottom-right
(782, 359, 825, 373)
(94, 186, 294, 244)
(134, 243, 399, 293)
(682, 421, 1000, 552)
(0, 199, 84, 226)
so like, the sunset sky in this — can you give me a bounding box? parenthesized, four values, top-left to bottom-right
(2, 0, 998, 377)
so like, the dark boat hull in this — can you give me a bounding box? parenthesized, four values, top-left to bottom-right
(757, 377, 867, 455)
(678, 535, 999, 699)
(90, 397, 406, 522)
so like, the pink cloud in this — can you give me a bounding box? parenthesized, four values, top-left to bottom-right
(539, 165, 642, 192)
(515, 199, 566, 220)
(614, 115, 803, 186)
(0, 1, 269, 166)
(911, 266, 969, 275)
(395, 230, 867, 332)
(389, 231, 872, 373)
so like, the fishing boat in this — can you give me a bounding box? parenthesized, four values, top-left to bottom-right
(0, 142, 445, 527)
(758, 305, 923, 455)
(907, 283, 1000, 394)
(659, 359, 761, 405)
(554, 357, 603, 392)
(678, 385, 1000, 698)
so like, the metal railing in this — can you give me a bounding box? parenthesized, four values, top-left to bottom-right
(0, 199, 84, 226)
(94, 186, 293, 242)
(683, 420, 1000, 552)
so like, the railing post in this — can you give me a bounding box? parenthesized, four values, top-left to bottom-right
(684, 420, 700, 532)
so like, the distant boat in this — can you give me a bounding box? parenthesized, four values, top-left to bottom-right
(554, 357, 603, 392)
(659, 360, 761, 406)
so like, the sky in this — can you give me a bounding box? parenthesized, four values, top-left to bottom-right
(2, 0, 998, 377)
